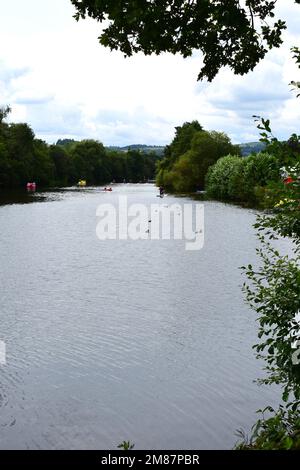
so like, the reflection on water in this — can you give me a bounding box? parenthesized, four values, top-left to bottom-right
(0, 187, 100, 206)
(0, 184, 281, 449)
(0, 189, 45, 206)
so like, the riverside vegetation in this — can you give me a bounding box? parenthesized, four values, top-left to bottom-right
(236, 115, 300, 449)
(236, 50, 300, 449)
(0, 107, 159, 189)
(155, 119, 286, 208)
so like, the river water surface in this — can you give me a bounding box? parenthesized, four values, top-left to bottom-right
(0, 184, 281, 449)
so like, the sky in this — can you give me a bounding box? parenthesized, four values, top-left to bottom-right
(0, 0, 299, 146)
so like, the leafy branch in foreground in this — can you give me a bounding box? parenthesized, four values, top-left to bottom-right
(236, 406, 300, 450)
(70, 0, 299, 81)
(236, 45, 300, 449)
(238, 143, 300, 448)
(118, 441, 135, 451)
(242, 230, 300, 404)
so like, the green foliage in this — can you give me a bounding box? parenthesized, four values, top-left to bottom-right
(56, 138, 79, 148)
(242, 231, 300, 402)
(236, 407, 300, 450)
(118, 441, 135, 451)
(70, 0, 295, 81)
(49, 145, 72, 186)
(209, 131, 241, 159)
(242, 152, 280, 199)
(159, 121, 203, 172)
(0, 111, 160, 189)
(177, 131, 220, 190)
(241, 120, 300, 406)
(253, 117, 300, 238)
(206, 152, 280, 204)
(0, 141, 11, 188)
(235, 44, 300, 452)
(240, 113, 300, 452)
(33, 139, 55, 186)
(168, 121, 204, 162)
(157, 124, 238, 192)
(70, 139, 110, 185)
(205, 155, 245, 201)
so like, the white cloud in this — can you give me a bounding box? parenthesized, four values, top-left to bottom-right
(0, 0, 299, 145)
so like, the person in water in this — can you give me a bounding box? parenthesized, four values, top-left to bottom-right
(159, 186, 164, 197)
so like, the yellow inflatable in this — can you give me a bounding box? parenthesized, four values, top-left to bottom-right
(77, 180, 86, 187)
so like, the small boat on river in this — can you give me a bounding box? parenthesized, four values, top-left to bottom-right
(26, 182, 36, 192)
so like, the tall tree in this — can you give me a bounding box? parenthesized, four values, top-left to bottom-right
(157, 127, 239, 191)
(71, 0, 299, 81)
(49, 145, 72, 186)
(70, 140, 112, 184)
(159, 121, 204, 172)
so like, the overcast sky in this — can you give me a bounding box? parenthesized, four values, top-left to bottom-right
(0, 0, 299, 146)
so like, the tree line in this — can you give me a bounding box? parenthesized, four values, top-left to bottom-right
(0, 108, 160, 189)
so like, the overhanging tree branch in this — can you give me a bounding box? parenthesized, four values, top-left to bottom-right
(70, 0, 299, 80)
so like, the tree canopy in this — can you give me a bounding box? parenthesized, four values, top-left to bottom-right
(71, 0, 300, 81)
(156, 121, 240, 191)
(0, 109, 160, 188)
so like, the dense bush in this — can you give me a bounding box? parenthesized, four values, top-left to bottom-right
(236, 407, 300, 450)
(205, 155, 245, 201)
(205, 152, 280, 205)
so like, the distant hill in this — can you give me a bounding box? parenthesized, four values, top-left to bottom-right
(56, 139, 266, 158)
(239, 141, 266, 156)
(107, 144, 165, 156)
(56, 140, 165, 156)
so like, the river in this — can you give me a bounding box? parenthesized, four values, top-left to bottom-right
(0, 184, 281, 449)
